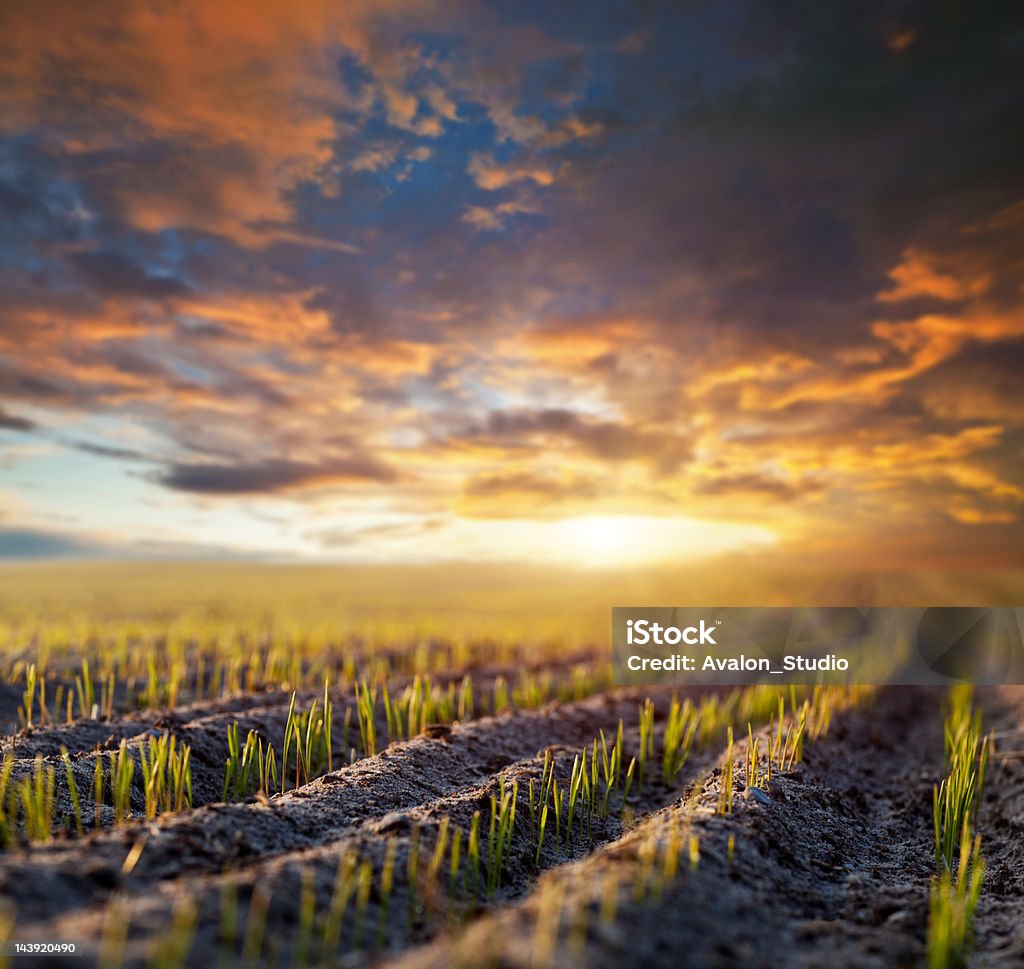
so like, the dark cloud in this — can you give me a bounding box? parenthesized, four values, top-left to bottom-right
(69, 250, 191, 300)
(469, 409, 692, 473)
(67, 440, 151, 462)
(693, 473, 827, 503)
(909, 338, 1024, 424)
(0, 407, 36, 432)
(0, 367, 68, 403)
(463, 470, 599, 501)
(155, 455, 399, 495)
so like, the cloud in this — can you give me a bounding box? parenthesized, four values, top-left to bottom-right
(946, 499, 1016, 526)
(693, 473, 826, 503)
(462, 198, 539, 232)
(464, 470, 598, 501)
(0, 0, 349, 243)
(69, 250, 191, 300)
(0, 408, 36, 432)
(467, 154, 556, 190)
(0, 1, 1022, 564)
(66, 440, 151, 462)
(0, 0, 482, 247)
(877, 248, 992, 303)
(700, 240, 1024, 413)
(155, 455, 399, 495)
(312, 516, 445, 548)
(461, 207, 505, 232)
(460, 408, 692, 474)
(453, 469, 680, 521)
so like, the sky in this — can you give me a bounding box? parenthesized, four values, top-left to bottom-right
(0, 0, 1022, 568)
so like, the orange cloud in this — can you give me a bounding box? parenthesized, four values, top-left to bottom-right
(0, 0, 454, 246)
(462, 198, 540, 231)
(885, 28, 918, 53)
(753, 303, 1024, 410)
(877, 247, 991, 303)
(175, 291, 333, 343)
(514, 316, 650, 364)
(869, 425, 1003, 466)
(467, 153, 557, 190)
(946, 500, 1016, 525)
(688, 353, 813, 397)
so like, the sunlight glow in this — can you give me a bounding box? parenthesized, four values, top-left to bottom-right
(546, 515, 775, 567)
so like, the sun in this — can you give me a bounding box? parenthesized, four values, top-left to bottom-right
(560, 515, 640, 559)
(546, 514, 775, 568)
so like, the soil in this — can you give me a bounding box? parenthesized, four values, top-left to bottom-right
(1, 685, 1021, 968)
(387, 687, 1024, 969)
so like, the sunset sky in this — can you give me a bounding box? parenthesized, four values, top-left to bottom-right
(0, 1, 1022, 568)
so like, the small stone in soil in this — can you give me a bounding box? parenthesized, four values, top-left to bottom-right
(744, 786, 772, 805)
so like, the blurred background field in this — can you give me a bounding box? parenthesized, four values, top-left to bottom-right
(1, 562, 1020, 716)
(3, 561, 1022, 627)
(3, 560, 1023, 648)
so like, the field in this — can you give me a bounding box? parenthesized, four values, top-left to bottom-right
(0, 563, 1022, 968)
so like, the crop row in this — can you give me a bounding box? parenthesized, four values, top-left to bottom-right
(927, 686, 991, 969)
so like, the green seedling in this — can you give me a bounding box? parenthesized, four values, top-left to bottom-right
(280, 691, 333, 790)
(219, 881, 238, 964)
(17, 755, 55, 842)
(661, 697, 698, 782)
(466, 810, 481, 895)
(934, 695, 989, 873)
(109, 739, 135, 824)
(745, 723, 762, 790)
(637, 698, 655, 789)
(535, 798, 549, 866)
(21, 663, 37, 728)
(486, 780, 517, 896)
(93, 754, 106, 827)
(322, 853, 358, 953)
(354, 859, 373, 949)
(355, 681, 377, 758)
(457, 675, 473, 721)
(0, 754, 14, 847)
(717, 726, 734, 814)
(242, 884, 271, 964)
(621, 757, 636, 810)
(99, 895, 130, 969)
(60, 747, 84, 836)
(928, 824, 985, 969)
(296, 867, 316, 968)
(493, 675, 509, 713)
(429, 816, 450, 882)
(407, 823, 422, 930)
(139, 732, 192, 818)
(76, 658, 96, 720)
(566, 754, 583, 848)
(147, 897, 197, 969)
(449, 824, 464, 898)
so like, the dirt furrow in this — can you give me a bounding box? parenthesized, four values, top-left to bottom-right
(2, 658, 608, 811)
(383, 687, 948, 969)
(0, 687, 672, 939)
(968, 685, 1024, 969)
(4, 650, 604, 751)
(29, 723, 715, 968)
